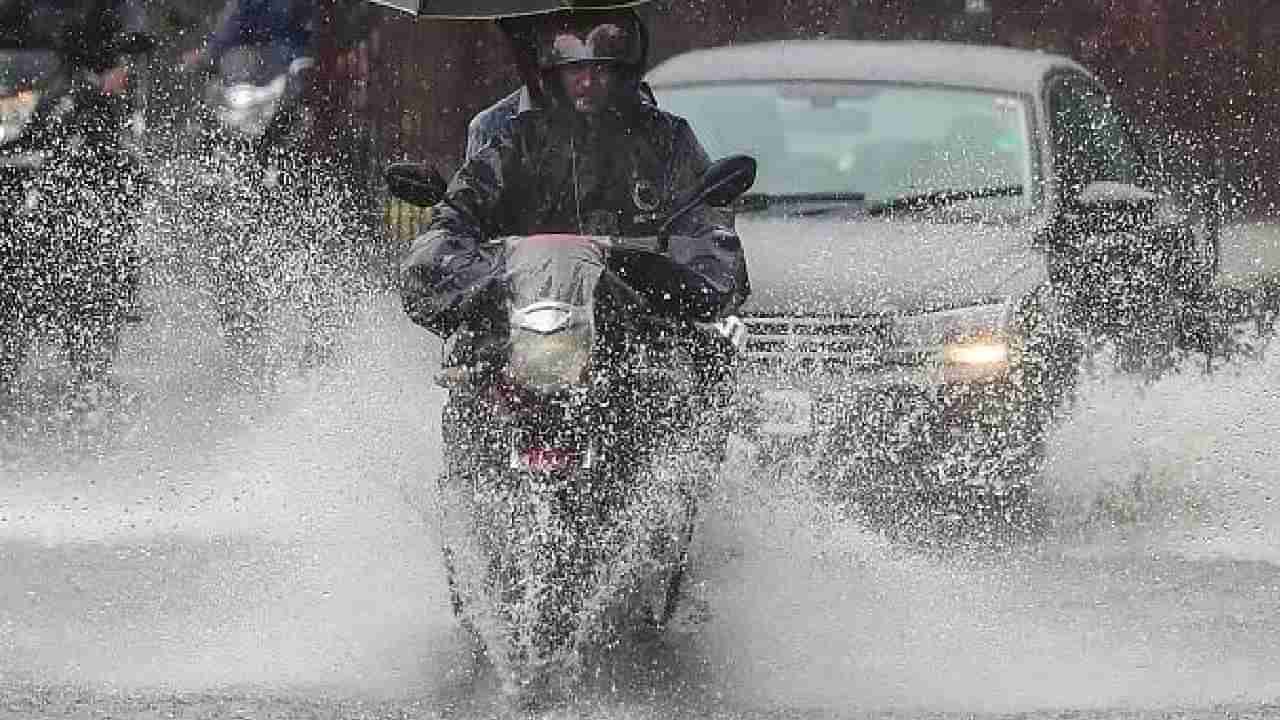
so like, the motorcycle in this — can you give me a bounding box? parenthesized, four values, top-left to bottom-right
(189, 43, 313, 184)
(180, 43, 325, 364)
(0, 37, 151, 395)
(388, 156, 754, 703)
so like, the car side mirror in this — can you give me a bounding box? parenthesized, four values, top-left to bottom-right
(1046, 180, 1161, 250)
(386, 162, 447, 208)
(1064, 180, 1159, 232)
(1071, 180, 1159, 212)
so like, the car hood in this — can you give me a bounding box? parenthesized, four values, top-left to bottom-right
(737, 214, 1048, 316)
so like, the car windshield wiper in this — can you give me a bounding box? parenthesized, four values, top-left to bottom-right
(736, 192, 866, 216)
(865, 184, 1024, 216)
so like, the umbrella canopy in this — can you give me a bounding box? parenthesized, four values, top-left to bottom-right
(367, 0, 650, 19)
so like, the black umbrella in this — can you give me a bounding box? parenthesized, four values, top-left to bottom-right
(367, 0, 650, 19)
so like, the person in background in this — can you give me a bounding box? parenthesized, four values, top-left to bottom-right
(182, 0, 314, 71)
(0, 0, 147, 94)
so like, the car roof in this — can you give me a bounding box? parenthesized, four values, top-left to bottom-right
(646, 40, 1092, 96)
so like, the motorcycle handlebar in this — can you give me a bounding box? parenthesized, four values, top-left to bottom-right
(482, 234, 700, 330)
(485, 234, 665, 255)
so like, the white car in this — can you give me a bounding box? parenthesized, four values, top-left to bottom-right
(649, 40, 1217, 527)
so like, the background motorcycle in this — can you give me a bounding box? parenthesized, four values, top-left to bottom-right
(179, 44, 325, 366)
(389, 156, 754, 704)
(0, 37, 151, 398)
(189, 43, 312, 184)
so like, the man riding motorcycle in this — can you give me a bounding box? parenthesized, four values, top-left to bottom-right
(400, 6, 749, 704)
(176, 0, 375, 374)
(181, 0, 316, 172)
(404, 7, 747, 349)
(0, 0, 150, 397)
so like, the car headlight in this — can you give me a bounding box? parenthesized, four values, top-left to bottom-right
(941, 332, 1012, 382)
(894, 302, 1015, 382)
(0, 89, 39, 144)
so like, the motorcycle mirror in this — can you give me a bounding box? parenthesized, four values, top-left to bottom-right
(386, 162, 448, 208)
(660, 155, 757, 240)
(699, 155, 759, 208)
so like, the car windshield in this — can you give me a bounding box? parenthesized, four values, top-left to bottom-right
(0, 50, 61, 92)
(656, 81, 1036, 217)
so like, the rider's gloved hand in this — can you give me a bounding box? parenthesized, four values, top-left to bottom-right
(610, 229, 743, 322)
(401, 235, 502, 337)
(660, 229, 748, 320)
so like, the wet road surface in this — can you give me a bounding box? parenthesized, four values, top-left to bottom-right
(1, 276, 1279, 718)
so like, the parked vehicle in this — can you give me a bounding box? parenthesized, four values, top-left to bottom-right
(0, 43, 150, 394)
(387, 156, 753, 700)
(649, 41, 1218, 528)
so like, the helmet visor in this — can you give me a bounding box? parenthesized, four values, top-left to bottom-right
(535, 15, 642, 68)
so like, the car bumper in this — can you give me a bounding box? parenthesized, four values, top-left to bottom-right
(736, 359, 1046, 485)
(738, 359, 1027, 433)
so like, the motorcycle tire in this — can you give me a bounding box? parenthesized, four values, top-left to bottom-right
(658, 494, 698, 628)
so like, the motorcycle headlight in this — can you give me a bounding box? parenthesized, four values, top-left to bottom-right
(218, 81, 283, 138)
(0, 89, 39, 144)
(894, 302, 1015, 383)
(224, 85, 258, 109)
(219, 99, 279, 139)
(506, 301, 593, 395)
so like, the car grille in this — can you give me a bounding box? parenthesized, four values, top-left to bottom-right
(743, 315, 896, 368)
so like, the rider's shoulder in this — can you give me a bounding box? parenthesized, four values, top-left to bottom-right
(470, 90, 522, 135)
(633, 104, 696, 136)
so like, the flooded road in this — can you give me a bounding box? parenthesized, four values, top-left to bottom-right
(1, 274, 1279, 718)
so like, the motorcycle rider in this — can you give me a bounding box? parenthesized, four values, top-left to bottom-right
(465, 12, 657, 161)
(0, 0, 150, 396)
(183, 0, 314, 71)
(0, 0, 146, 94)
(184, 0, 374, 195)
(404, 6, 747, 341)
(180, 0, 317, 169)
(178, 0, 375, 374)
(401, 7, 748, 673)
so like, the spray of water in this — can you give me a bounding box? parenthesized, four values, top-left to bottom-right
(683, 345, 1280, 715)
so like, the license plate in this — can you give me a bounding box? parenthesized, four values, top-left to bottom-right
(759, 389, 813, 436)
